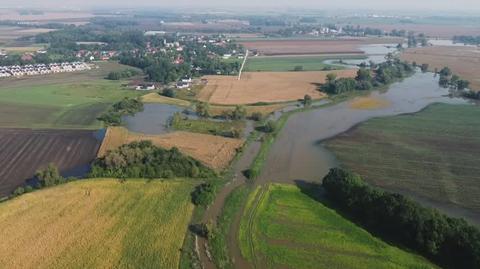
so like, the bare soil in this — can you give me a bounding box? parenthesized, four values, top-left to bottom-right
(0, 128, 101, 198)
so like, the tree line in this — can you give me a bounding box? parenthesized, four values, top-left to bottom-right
(321, 58, 414, 95)
(322, 168, 480, 269)
(106, 69, 140, 80)
(453, 35, 480, 45)
(90, 141, 215, 179)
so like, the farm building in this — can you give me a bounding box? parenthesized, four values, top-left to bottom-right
(135, 84, 156, 91)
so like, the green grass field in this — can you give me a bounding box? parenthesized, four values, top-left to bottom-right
(0, 179, 195, 269)
(244, 55, 365, 72)
(326, 103, 480, 213)
(0, 62, 142, 129)
(239, 184, 436, 269)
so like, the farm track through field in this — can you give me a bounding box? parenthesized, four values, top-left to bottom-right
(243, 185, 268, 269)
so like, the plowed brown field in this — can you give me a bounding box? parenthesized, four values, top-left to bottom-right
(198, 70, 357, 105)
(0, 129, 101, 198)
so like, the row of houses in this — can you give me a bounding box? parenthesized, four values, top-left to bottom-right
(0, 62, 91, 78)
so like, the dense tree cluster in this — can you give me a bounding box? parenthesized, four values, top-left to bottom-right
(90, 141, 215, 179)
(106, 69, 140, 80)
(11, 164, 72, 198)
(322, 168, 480, 269)
(97, 97, 144, 126)
(322, 59, 414, 94)
(437, 67, 470, 91)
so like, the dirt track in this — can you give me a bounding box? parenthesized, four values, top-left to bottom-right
(0, 128, 101, 198)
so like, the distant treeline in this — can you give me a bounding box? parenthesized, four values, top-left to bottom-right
(90, 141, 215, 179)
(323, 168, 480, 269)
(97, 97, 143, 126)
(321, 59, 414, 94)
(106, 69, 140, 80)
(453, 35, 480, 45)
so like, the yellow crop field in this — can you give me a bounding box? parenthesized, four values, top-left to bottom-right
(0, 179, 194, 269)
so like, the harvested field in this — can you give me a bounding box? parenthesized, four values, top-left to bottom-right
(401, 46, 480, 91)
(239, 184, 436, 269)
(0, 128, 101, 198)
(240, 38, 402, 56)
(199, 70, 357, 105)
(98, 127, 244, 170)
(0, 179, 194, 269)
(349, 96, 391, 110)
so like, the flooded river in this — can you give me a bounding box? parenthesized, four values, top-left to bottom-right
(260, 72, 468, 184)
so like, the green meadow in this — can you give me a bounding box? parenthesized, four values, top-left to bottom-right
(0, 62, 142, 129)
(239, 184, 436, 269)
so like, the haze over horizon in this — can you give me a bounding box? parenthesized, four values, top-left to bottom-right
(1, 0, 480, 13)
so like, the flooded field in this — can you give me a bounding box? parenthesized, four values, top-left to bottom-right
(260, 72, 467, 184)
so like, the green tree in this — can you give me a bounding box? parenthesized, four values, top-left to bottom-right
(35, 163, 64, 187)
(231, 105, 247, 120)
(303, 94, 312, 107)
(196, 102, 210, 118)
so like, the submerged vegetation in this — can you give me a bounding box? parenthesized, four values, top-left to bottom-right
(90, 141, 215, 179)
(323, 168, 480, 269)
(170, 112, 244, 138)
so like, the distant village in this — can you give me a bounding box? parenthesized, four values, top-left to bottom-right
(0, 62, 92, 78)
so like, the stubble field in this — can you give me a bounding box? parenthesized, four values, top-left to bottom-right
(98, 127, 244, 170)
(401, 46, 480, 91)
(199, 70, 357, 105)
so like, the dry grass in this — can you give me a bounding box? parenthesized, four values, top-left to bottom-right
(141, 93, 191, 107)
(98, 127, 244, 170)
(0, 179, 194, 269)
(401, 46, 480, 91)
(349, 96, 391, 110)
(199, 70, 356, 105)
(1, 45, 46, 53)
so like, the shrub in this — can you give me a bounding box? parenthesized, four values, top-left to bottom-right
(161, 88, 176, 98)
(191, 182, 216, 206)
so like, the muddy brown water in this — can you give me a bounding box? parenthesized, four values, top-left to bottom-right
(258, 71, 480, 225)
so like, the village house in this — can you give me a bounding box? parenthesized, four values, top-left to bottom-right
(134, 83, 156, 91)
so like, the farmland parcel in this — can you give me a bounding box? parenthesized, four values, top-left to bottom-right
(0, 128, 101, 198)
(98, 127, 244, 170)
(326, 104, 480, 224)
(199, 70, 356, 105)
(401, 46, 480, 91)
(0, 179, 194, 269)
(239, 184, 436, 269)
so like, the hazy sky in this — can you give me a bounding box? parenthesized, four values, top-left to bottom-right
(2, 0, 480, 12)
